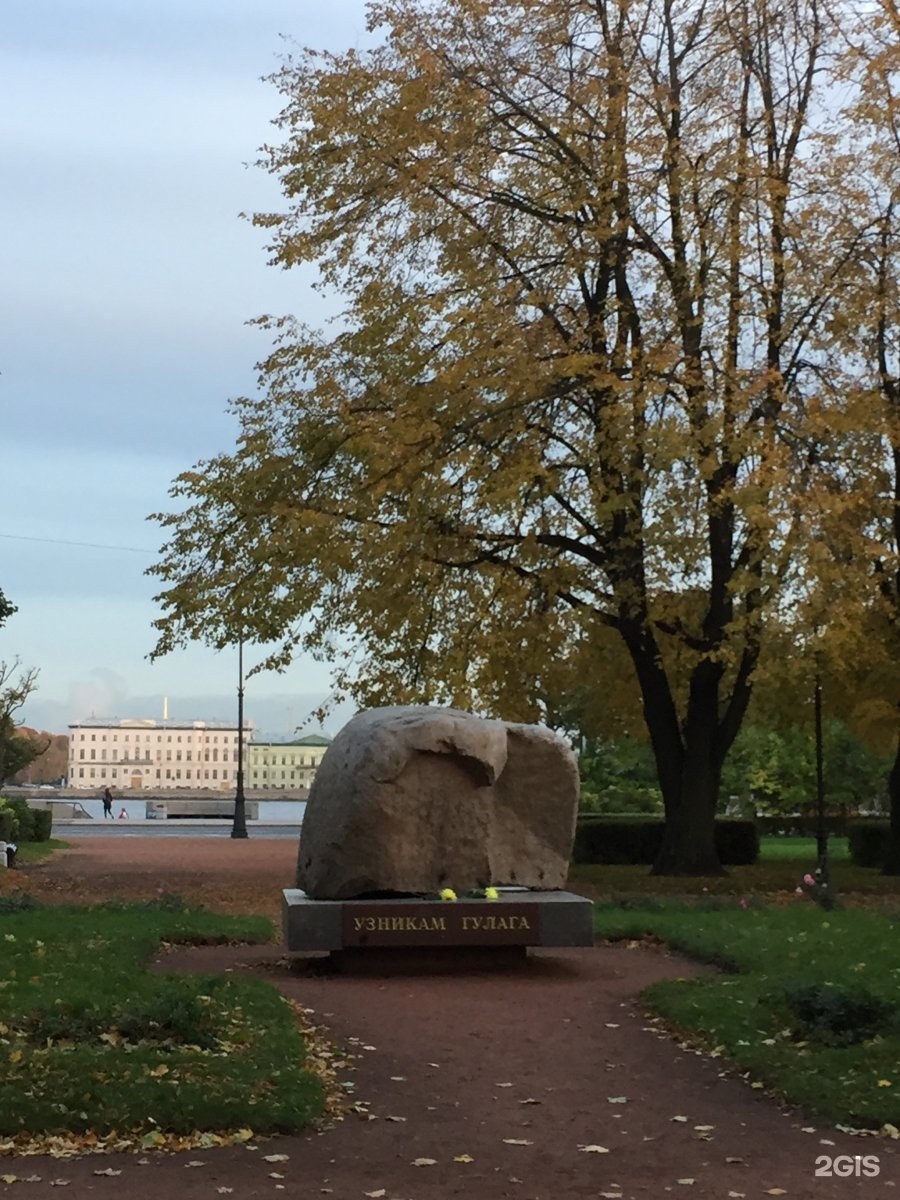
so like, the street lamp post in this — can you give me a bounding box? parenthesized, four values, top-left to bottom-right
(231, 637, 248, 839)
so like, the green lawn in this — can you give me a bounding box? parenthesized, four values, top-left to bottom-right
(0, 901, 325, 1143)
(570, 836, 898, 899)
(760, 836, 851, 862)
(594, 902, 900, 1128)
(13, 839, 70, 864)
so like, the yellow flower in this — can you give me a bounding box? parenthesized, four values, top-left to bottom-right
(439, 888, 457, 901)
(484, 887, 500, 901)
(878, 1080, 893, 1088)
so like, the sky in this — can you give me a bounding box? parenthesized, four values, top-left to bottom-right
(2, 0, 372, 738)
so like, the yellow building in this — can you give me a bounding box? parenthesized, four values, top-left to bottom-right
(248, 734, 332, 790)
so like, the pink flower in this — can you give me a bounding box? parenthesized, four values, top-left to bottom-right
(739, 899, 748, 909)
(803, 874, 815, 886)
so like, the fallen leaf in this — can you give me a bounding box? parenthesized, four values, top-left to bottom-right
(496, 1082, 514, 1088)
(600, 1194, 623, 1199)
(49, 1183, 71, 1189)
(607, 1096, 628, 1104)
(93, 1169, 122, 1177)
(578, 1145, 609, 1154)
(185, 1161, 206, 1168)
(725, 1156, 745, 1164)
(427, 1062, 440, 1067)
(453, 1154, 474, 1163)
(363, 1191, 386, 1198)
(728, 1193, 746, 1198)
(389, 1076, 406, 1082)
(269, 1173, 286, 1180)
(411, 1158, 437, 1167)
(519, 1098, 540, 1105)
(362, 1045, 377, 1051)
(384, 1115, 407, 1122)
(693, 1125, 714, 1132)
(216, 1190, 234, 1196)
(878, 1080, 893, 1088)
(677, 1180, 695, 1186)
(149, 1064, 169, 1078)
(263, 1154, 290, 1162)
(502, 1139, 533, 1146)
(605, 1022, 620, 1028)
(671, 1115, 689, 1123)
(0, 1177, 17, 1185)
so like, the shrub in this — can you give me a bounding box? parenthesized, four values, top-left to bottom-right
(781, 981, 896, 1046)
(29, 808, 53, 841)
(847, 820, 890, 868)
(572, 815, 759, 866)
(0, 798, 52, 842)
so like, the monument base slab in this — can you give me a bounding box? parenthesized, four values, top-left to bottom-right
(282, 889, 593, 955)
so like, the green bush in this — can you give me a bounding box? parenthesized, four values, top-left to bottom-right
(572, 815, 759, 866)
(781, 981, 897, 1046)
(847, 819, 890, 868)
(0, 798, 51, 842)
(30, 808, 52, 841)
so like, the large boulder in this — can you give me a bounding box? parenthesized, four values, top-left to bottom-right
(296, 706, 579, 899)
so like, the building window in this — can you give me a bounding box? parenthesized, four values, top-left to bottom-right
(90, 768, 96, 778)
(79, 749, 85, 760)
(78, 767, 84, 778)
(90, 750, 96, 761)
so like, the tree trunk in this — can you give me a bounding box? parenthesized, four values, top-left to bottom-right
(652, 744, 726, 875)
(622, 631, 730, 876)
(881, 728, 900, 875)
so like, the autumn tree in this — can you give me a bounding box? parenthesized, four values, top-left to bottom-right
(817, 0, 900, 871)
(0, 592, 42, 787)
(152, 0, 865, 873)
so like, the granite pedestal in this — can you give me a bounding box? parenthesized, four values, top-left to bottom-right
(283, 889, 593, 963)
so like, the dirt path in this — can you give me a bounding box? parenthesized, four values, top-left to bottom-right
(2, 837, 896, 1199)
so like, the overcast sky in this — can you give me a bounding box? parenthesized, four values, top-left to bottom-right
(2, 0, 370, 736)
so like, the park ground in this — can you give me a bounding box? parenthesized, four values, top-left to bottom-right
(0, 836, 897, 1200)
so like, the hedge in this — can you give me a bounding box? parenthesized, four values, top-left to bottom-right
(847, 820, 891, 868)
(572, 815, 759, 866)
(0, 798, 53, 843)
(755, 815, 849, 838)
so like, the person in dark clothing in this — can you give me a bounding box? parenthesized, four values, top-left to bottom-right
(102, 787, 113, 819)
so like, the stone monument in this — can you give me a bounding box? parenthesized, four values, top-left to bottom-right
(283, 706, 593, 958)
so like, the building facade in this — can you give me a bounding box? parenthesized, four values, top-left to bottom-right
(67, 719, 252, 791)
(247, 734, 331, 791)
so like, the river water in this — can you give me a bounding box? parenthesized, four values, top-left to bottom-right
(48, 797, 306, 838)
